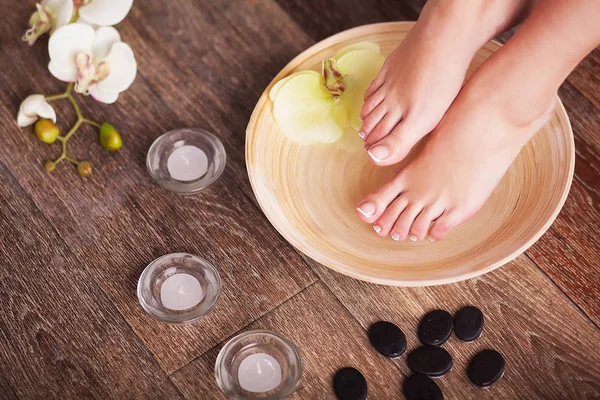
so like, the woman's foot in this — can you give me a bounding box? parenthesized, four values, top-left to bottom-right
(356, 58, 556, 241)
(359, 0, 533, 167)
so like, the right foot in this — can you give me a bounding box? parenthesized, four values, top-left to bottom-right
(359, 0, 532, 166)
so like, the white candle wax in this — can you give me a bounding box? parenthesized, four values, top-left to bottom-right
(160, 273, 204, 311)
(167, 145, 208, 181)
(238, 353, 282, 393)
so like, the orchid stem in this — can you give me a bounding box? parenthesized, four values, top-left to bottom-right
(45, 83, 74, 102)
(47, 83, 100, 173)
(83, 118, 101, 128)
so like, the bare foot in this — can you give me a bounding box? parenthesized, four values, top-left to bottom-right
(359, 0, 533, 166)
(356, 64, 556, 241)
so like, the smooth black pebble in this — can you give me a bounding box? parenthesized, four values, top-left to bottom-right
(403, 374, 444, 400)
(467, 349, 505, 387)
(454, 306, 484, 342)
(368, 321, 407, 357)
(407, 346, 453, 377)
(418, 309, 453, 346)
(333, 367, 367, 400)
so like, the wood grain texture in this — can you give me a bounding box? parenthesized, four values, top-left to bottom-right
(0, 0, 598, 397)
(0, 0, 318, 374)
(311, 256, 600, 399)
(526, 80, 600, 326)
(0, 163, 181, 399)
(171, 282, 406, 399)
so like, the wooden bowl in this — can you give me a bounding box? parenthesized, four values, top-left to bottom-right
(246, 22, 574, 286)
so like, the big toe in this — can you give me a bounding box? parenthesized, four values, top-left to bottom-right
(356, 174, 406, 223)
(367, 118, 425, 166)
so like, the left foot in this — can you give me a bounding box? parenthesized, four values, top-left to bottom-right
(355, 62, 556, 241)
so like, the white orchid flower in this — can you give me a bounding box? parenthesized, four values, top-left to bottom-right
(23, 0, 133, 46)
(48, 23, 137, 104)
(22, 0, 73, 46)
(76, 0, 134, 27)
(17, 95, 57, 127)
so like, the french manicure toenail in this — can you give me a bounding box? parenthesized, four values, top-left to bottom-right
(358, 130, 366, 139)
(373, 225, 382, 234)
(409, 235, 418, 242)
(368, 145, 390, 162)
(357, 202, 376, 218)
(428, 236, 435, 242)
(392, 233, 400, 241)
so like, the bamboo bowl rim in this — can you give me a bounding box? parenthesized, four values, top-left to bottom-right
(246, 22, 575, 286)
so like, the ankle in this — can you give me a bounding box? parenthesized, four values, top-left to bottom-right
(421, 0, 532, 50)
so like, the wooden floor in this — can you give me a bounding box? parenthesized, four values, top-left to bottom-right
(1, 0, 599, 399)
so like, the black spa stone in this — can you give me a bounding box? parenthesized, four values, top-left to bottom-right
(467, 349, 505, 387)
(407, 346, 453, 377)
(454, 306, 484, 342)
(333, 367, 367, 400)
(403, 374, 444, 400)
(368, 321, 407, 358)
(418, 309, 453, 346)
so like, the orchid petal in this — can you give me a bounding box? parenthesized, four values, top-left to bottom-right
(42, 0, 74, 32)
(17, 94, 57, 127)
(79, 0, 133, 26)
(96, 42, 137, 93)
(17, 113, 38, 127)
(89, 87, 119, 104)
(48, 23, 95, 82)
(48, 61, 76, 82)
(91, 26, 121, 59)
(76, 15, 99, 29)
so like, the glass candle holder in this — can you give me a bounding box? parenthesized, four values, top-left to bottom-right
(215, 330, 303, 399)
(137, 253, 221, 324)
(146, 128, 226, 194)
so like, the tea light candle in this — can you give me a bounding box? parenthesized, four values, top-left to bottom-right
(160, 273, 204, 311)
(167, 145, 208, 181)
(238, 353, 282, 393)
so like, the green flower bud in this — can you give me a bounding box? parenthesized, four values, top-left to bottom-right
(99, 122, 122, 151)
(35, 119, 59, 144)
(44, 160, 56, 173)
(77, 161, 93, 177)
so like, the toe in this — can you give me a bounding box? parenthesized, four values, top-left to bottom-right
(410, 205, 444, 241)
(363, 71, 386, 101)
(366, 116, 426, 166)
(428, 211, 463, 241)
(364, 111, 403, 149)
(373, 195, 409, 237)
(356, 174, 406, 223)
(390, 204, 423, 241)
(360, 86, 385, 121)
(359, 102, 387, 140)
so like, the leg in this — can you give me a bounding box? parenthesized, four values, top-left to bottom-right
(360, 0, 535, 166)
(358, 0, 600, 241)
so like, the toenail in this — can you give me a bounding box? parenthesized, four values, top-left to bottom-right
(409, 235, 418, 242)
(373, 225, 382, 234)
(428, 236, 435, 242)
(368, 145, 390, 162)
(357, 202, 376, 218)
(358, 130, 366, 139)
(391, 232, 400, 241)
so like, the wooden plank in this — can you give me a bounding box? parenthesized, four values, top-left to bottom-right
(525, 81, 600, 326)
(567, 47, 600, 109)
(171, 282, 405, 399)
(0, 163, 181, 399)
(312, 257, 600, 399)
(0, 0, 317, 374)
(273, 0, 424, 42)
